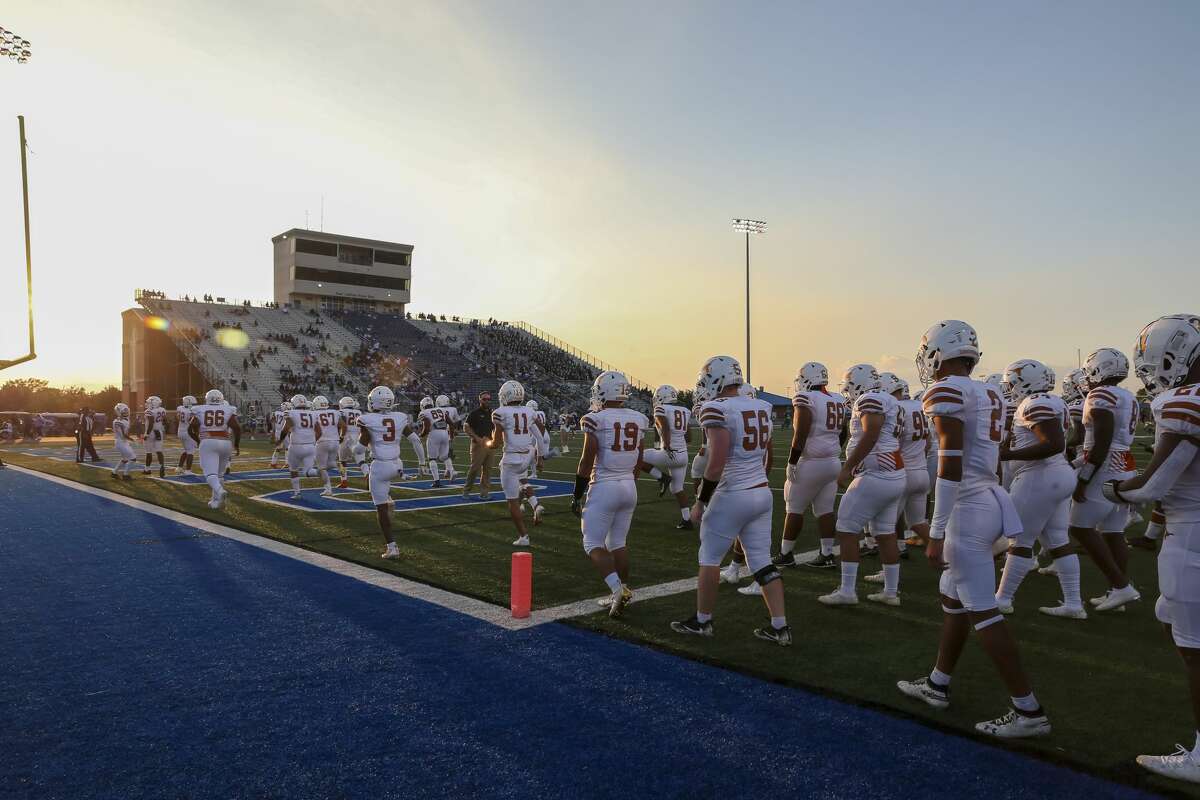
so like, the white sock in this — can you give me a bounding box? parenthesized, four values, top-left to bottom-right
(320, 469, 330, 489)
(930, 667, 952, 687)
(771, 616, 787, 630)
(997, 554, 1035, 605)
(820, 537, 834, 556)
(527, 494, 540, 509)
(604, 572, 621, 593)
(649, 467, 662, 479)
(1054, 553, 1082, 607)
(206, 474, 222, 495)
(291, 476, 300, 492)
(839, 562, 858, 595)
(446, 461, 456, 479)
(883, 563, 900, 594)
(1011, 692, 1040, 713)
(696, 611, 712, 623)
(781, 539, 795, 555)
(680, 507, 690, 522)
(1145, 519, 1164, 541)
(430, 460, 441, 481)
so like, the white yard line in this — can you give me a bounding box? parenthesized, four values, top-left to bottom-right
(6, 464, 718, 631)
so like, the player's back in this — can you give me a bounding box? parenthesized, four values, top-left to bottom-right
(1083, 385, 1139, 473)
(359, 411, 409, 460)
(193, 403, 236, 438)
(654, 403, 691, 452)
(342, 407, 362, 429)
(582, 407, 648, 483)
(698, 395, 772, 491)
(113, 417, 131, 443)
(313, 408, 341, 442)
(848, 390, 903, 472)
(287, 409, 318, 445)
(1152, 384, 1200, 521)
(491, 404, 536, 459)
(1009, 393, 1069, 479)
(794, 387, 846, 460)
(923, 375, 1002, 494)
(897, 397, 929, 468)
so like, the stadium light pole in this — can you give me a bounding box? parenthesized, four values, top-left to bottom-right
(732, 219, 765, 385)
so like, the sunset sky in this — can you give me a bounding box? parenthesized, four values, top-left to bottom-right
(1, 1, 1198, 395)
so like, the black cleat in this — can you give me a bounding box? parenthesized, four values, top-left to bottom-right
(754, 625, 792, 646)
(772, 551, 798, 568)
(670, 615, 713, 637)
(802, 552, 837, 569)
(657, 473, 671, 497)
(675, 519, 694, 531)
(159, 467, 166, 478)
(860, 545, 880, 559)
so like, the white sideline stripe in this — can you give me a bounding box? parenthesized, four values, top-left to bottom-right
(5, 465, 702, 631)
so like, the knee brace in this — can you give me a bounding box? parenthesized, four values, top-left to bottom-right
(753, 564, 783, 588)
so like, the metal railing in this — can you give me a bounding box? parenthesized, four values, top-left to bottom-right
(138, 296, 246, 409)
(509, 320, 651, 391)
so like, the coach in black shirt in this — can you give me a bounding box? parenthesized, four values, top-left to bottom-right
(462, 392, 495, 499)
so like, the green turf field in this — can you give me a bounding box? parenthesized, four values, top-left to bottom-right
(1, 432, 1191, 797)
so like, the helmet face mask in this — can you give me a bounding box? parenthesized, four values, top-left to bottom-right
(591, 371, 631, 406)
(916, 320, 981, 385)
(1133, 314, 1200, 396)
(840, 364, 880, 402)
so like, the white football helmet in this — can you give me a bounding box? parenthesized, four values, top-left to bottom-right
(693, 382, 715, 406)
(1082, 347, 1129, 388)
(367, 385, 394, 412)
(592, 370, 631, 406)
(896, 378, 911, 400)
(654, 384, 679, 407)
(916, 320, 981, 385)
(114, 402, 130, 418)
(420, 396, 434, 411)
(981, 372, 1004, 385)
(181, 395, 197, 408)
(697, 355, 743, 395)
(147, 395, 162, 410)
(1003, 359, 1055, 402)
(338, 396, 357, 410)
(738, 383, 757, 398)
(290, 394, 309, 409)
(795, 362, 829, 391)
(436, 394, 450, 408)
(1134, 314, 1200, 396)
(878, 371, 903, 397)
(312, 395, 330, 410)
(281, 400, 294, 412)
(1062, 369, 1085, 404)
(527, 400, 539, 412)
(498, 380, 525, 405)
(840, 364, 880, 401)
(205, 389, 224, 405)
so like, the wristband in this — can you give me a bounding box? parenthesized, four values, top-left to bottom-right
(937, 449, 963, 457)
(573, 474, 588, 501)
(698, 477, 718, 504)
(1077, 462, 1097, 483)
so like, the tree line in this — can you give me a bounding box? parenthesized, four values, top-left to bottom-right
(0, 379, 122, 413)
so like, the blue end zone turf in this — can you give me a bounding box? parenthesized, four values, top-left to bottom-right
(0, 470, 1150, 799)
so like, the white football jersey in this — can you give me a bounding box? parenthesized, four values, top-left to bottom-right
(192, 403, 238, 438)
(559, 413, 570, 429)
(113, 417, 132, 444)
(1082, 385, 1138, 475)
(896, 397, 929, 470)
(491, 404, 537, 463)
(1008, 394, 1069, 479)
(358, 411, 412, 461)
(792, 387, 847, 460)
(1152, 384, 1200, 522)
(342, 407, 362, 431)
(286, 408, 319, 445)
(271, 410, 286, 434)
(698, 395, 773, 491)
(176, 406, 195, 434)
(144, 407, 165, 436)
(581, 406, 649, 483)
(1067, 398, 1083, 425)
(923, 376, 1004, 495)
(654, 403, 691, 452)
(313, 408, 341, 443)
(847, 390, 903, 473)
(419, 407, 453, 432)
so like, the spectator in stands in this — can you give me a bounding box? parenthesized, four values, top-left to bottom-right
(462, 392, 495, 499)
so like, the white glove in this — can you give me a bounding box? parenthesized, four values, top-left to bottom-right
(785, 463, 798, 483)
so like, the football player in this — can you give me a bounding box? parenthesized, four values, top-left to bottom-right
(270, 401, 292, 469)
(186, 389, 241, 510)
(1105, 314, 1200, 784)
(358, 385, 427, 559)
(524, 399, 549, 481)
(571, 371, 648, 618)
(773, 362, 845, 570)
(436, 394, 460, 482)
(276, 395, 322, 499)
(1069, 348, 1141, 612)
(311, 396, 343, 497)
(996, 360, 1083, 618)
(142, 395, 167, 477)
(671, 356, 790, 645)
(818, 364, 906, 607)
(111, 403, 136, 480)
(1063, 368, 1087, 458)
(898, 320, 1049, 739)
(558, 411, 572, 454)
(490, 380, 544, 546)
(893, 377, 931, 550)
(336, 396, 365, 488)
(641, 385, 693, 529)
(175, 396, 198, 475)
(419, 395, 455, 487)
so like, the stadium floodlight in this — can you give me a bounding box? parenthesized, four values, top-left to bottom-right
(731, 219, 766, 384)
(0, 26, 33, 63)
(1, 116, 36, 370)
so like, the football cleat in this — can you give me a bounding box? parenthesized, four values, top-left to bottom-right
(1038, 603, 1088, 620)
(772, 552, 797, 568)
(670, 615, 713, 637)
(737, 581, 762, 596)
(1127, 536, 1158, 552)
(290, 491, 301, 499)
(657, 473, 671, 497)
(859, 544, 879, 559)
(1037, 562, 1059, 576)
(753, 625, 792, 646)
(431, 479, 442, 489)
(381, 547, 401, 560)
(818, 590, 858, 606)
(897, 677, 950, 710)
(867, 591, 900, 607)
(337, 478, 349, 489)
(864, 570, 884, 584)
(996, 601, 1014, 615)
(1136, 746, 1200, 785)
(1095, 584, 1140, 612)
(974, 708, 1051, 739)
(803, 552, 837, 569)
(320, 487, 334, 498)
(533, 505, 544, 525)
(675, 519, 694, 531)
(609, 587, 633, 619)
(720, 562, 750, 584)
(512, 535, 530, 547)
